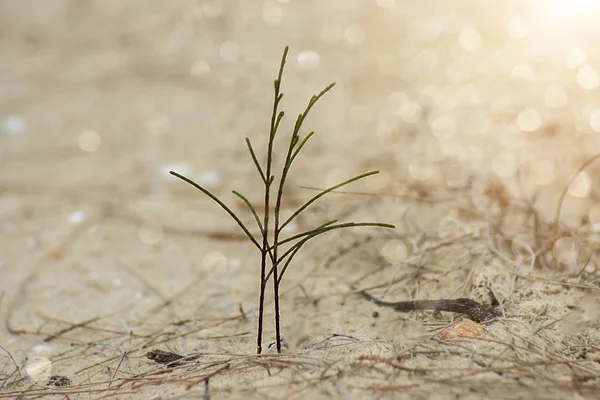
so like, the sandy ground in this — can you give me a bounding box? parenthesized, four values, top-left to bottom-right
(1, 1, 600, 399)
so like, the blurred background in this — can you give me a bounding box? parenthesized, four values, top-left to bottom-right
(1, 1, 600, 387)
(2, 0, 600, 323)
(2, 0, 600, 224)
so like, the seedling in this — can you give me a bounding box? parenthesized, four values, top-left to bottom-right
(170, 46, 395, 354)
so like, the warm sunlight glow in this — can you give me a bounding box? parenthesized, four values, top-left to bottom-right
(533, 0, 600, 26)
(548, 0, 596, 14)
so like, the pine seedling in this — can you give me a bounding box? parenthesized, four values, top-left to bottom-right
(170, 46, 395, 354)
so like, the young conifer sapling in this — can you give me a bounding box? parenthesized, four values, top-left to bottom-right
(170, 46, 395, 354)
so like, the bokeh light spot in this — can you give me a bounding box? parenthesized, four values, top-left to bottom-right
(160, 162, 190, 181)
(396, 100, 422, 123)
(458, 26, 482, 53)
(25, 357, 52, 385)
(566, 49, 587, 69)
(544, 85, 568, 108)
(220, 41, 240, 63)
(511, 64, 535, 81)
(78, 129, 101, 152)
(262, 2, 282, 26)
(507, 15, 530, 38)
(568, 171, 591, 198)
(344, 24, 366, 45)
(2, 115, 26, 136)
(202, 250, 228, 270)
(517, 108, 541, 132)
(297, 50, 320, 70)
(190, 60, 211, 77)
(196, 170, 221, 188)
(590, 110, 600, 133)
(68, 210, 87, 225)
(380, 239, 408, 263)
(553, 237, 579, 264)
(577, 65, 599, 90)
(585, 263, 597, 274)
(430, 115, 457, 140)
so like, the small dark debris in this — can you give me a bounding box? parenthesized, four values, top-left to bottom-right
(145, 349, 184, 365)
(47, 375, 72, 387)
(372, 311, 379, 318)
(145, 350, 202, 367)
(357, 289, 502, 323)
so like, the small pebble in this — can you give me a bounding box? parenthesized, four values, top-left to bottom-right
(438, 319, 485, 340)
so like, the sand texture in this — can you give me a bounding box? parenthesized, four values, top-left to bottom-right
(1, 1, 599, 399)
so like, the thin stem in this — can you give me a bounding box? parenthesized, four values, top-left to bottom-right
(290, 83, 336, 141)
(169, 171, 261, 250)
(270, 125, 297, 353)
(269, 81, 335, 353)
(280, 171, 380, 232)
(255, 45, 288, 355)
(277, 222, 395, 264)
(274, 110, 285, 136)
(264, 221, 394, 282)
(245, 138, 266, 183)
(232, 190, 264, 235)
(266, 84, 378, 348)
(275, 226, 352, 285)
(270, 111, 294, 353)
(289, 131, 314, 166)
(267, 219, 338, 252)
(171, 46, 396, 357)
(272, 254, 281, 352)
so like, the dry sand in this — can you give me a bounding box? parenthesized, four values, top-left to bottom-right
(1, 1, 599, 399)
